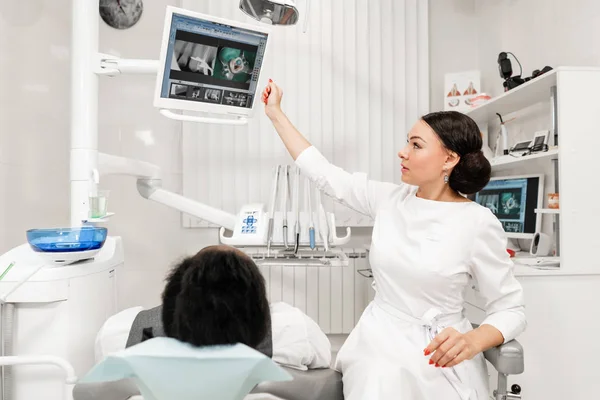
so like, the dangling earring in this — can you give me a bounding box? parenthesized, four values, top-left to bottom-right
(443, 173, 449, 184)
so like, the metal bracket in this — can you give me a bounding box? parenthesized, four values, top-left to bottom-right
(94, 52, 121, 76)
(248, 248, 350, 267)
(94, 53, 159, 76)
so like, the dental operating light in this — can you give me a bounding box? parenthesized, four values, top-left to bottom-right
(239, 0, 300, 26)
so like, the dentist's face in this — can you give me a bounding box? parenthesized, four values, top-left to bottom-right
(397, 120, 449, 187)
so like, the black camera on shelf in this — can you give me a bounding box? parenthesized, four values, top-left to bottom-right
(498, 52, 552, 91)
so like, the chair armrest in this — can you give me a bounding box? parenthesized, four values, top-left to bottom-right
(470, 323, 524, 375)
(483, 339, 524, 375)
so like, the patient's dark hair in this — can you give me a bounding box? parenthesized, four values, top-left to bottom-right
(161, 245, 270, 348)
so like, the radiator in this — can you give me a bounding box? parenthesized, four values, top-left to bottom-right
(257, 248, 375, 334)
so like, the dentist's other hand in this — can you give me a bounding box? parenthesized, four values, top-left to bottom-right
(262, 79, 283, 119)
(424, 327, 481, 368)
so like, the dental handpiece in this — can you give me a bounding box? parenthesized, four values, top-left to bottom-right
(293, 167, 301, 254)
(267, 165, 281, 255)
(282, 165, 290, 249)
(306, 177, 315, 250)
(315, 187, 329, 252)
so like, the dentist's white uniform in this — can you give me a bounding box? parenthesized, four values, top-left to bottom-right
(295, 146, 526, 400)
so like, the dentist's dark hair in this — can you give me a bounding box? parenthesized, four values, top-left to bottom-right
(422, 111, 491, 194)
(161, 245, 270, 348)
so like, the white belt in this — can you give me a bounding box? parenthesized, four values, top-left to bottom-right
(374, 298, 477, 400)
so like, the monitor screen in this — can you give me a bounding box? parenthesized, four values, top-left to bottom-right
(155, 7, 270, 116)
(467, 175, 543, 238)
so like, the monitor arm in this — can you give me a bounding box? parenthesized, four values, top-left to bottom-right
(95, 55, 248, 126)
(98, 153, 237, 231)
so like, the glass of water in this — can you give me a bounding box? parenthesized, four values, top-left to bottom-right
(89, 190, 110, 218)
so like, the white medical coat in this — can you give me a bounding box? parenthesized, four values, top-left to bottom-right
(295, 146, 526, 400)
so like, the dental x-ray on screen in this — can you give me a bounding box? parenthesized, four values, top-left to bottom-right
(154, 6, 271, 117)
(467, 174, 543, 239)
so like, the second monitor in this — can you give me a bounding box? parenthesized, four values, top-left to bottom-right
(468, 174, 544, 239)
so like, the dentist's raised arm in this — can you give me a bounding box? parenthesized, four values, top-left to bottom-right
(262, 80, 312, 160)
(261, 80, 399, 219)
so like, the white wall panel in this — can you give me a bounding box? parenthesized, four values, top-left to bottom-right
(181, 0, 429, 227)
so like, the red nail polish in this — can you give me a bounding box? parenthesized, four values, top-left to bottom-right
(435, 363, 440, 367)
(429, 360, 434, 365)
(424, 349, 431, 356)
(269, 79, 272, 82)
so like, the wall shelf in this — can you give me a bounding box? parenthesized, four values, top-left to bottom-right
(468, 67, 600, 276)
(489, 148, 558, 171)
(512, 265, 600, 277)
(535, 208, 559, 214)
(464, 66, 600, 123)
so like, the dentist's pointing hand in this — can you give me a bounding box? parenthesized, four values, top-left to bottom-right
(262, 79, 283, 120)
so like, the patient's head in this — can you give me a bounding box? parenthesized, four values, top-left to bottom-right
(161, 245, 270, 348)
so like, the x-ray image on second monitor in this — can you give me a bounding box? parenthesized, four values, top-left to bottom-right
(499, 191, 522, 216)
(468, 175, 542, 238)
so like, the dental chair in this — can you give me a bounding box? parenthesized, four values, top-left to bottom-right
(73, 316, 524, 400)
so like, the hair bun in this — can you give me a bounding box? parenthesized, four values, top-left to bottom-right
(448, 150, 491, 195)
(463, 150, 483, 163)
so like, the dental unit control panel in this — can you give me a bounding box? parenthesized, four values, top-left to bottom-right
(220, 166, 351, 255)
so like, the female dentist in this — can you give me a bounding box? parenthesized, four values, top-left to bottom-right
(261, 80, 526, 400)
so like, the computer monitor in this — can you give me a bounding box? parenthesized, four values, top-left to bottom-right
(154, 6, 271, 118)
(467, 174, 544, 239)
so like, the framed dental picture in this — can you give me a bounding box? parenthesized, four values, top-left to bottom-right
(444, 70, 481, 111)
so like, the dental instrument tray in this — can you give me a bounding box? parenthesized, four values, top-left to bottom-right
(26, 227, 108, 265)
